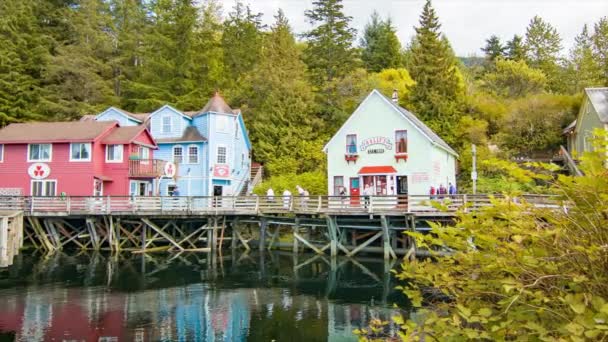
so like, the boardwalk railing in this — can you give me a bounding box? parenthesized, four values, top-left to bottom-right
(0, 194, 560, 216)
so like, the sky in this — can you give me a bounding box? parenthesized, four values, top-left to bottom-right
(218, 0, 608, 56)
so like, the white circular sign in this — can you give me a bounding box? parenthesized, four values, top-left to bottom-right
(28, 163, 51, 180)
(164, 162, 176, 177)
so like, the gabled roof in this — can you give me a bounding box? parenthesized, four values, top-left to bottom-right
(563, 119, 577, 135)
(0, 121, 117, 144)
(96, 107, 143, 123)
(323, 89, 458, 157)
(585, 87, 608, 123)
(199, 92, 233, 115)
(149, 104, 193, 121)
(156, 126, 207, 144)
(101, 126, 157, 148)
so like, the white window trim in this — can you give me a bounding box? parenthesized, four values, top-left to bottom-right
(27, 143, 52, 162)
(69, 143, 92, 162)
(173, 145, 184, 164)
(0, 144, 3, 162)
(346, 133, 358, 154)
(161, 115, 173, 134)
(216, 145, 227, 164)
(394, 129, 408, 155)
(105, 144, 124, 163)
(31, 179, 57, 197)
(187, 144, 199, 164)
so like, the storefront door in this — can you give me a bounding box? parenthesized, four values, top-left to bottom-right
(349, 177, 360, 205)
(396, 176, 408, 209)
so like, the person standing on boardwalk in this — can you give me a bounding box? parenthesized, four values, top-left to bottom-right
(339, 186, 348, 208)
(296, 185, 306, 208)
(363, 184, 373, 208)
(283, 189, 292, 209)
(267, 188, 275, 204)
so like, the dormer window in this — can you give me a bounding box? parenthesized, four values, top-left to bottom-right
(162, 116, 172, 133)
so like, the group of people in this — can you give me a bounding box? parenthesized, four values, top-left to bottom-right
(266, 185, 310, 208)
(429, 182, 457, 199)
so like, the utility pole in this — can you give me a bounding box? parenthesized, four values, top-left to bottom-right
(471, 144, 477, 195)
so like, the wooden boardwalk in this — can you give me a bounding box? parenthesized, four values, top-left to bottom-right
(0, 194, 559, 265)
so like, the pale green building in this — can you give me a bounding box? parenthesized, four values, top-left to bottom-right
(564, 87, 608, 155)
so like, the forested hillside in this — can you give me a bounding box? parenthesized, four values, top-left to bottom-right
(1, 0, 607, 190)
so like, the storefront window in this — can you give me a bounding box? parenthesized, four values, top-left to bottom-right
(346, 134, 357, 154)
(333, 176, 344, 195)
(396, 130, 407, 154)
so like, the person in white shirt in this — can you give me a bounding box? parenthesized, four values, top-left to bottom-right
(363, 184, 373, 208)
(267, 188, 275, 204)
(282, 189, 292, 209)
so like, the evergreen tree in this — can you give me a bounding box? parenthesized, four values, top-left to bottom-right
(360, 11, 403, 72)
(221, 1, 264, 89)
(243, 10, 324, 175)
(592, 17, 608, 85)
(524, 16, 562, 68)
(564, 24, 602, 93)
(122, 0, 198, 111)
(505, 34, 526, 61)
(407, 0, 465, 143)
(303, 0, 358, 86)
(40, 0, 118, 120)
(481, 35, 506, 62)
(0, 0, 47, 126)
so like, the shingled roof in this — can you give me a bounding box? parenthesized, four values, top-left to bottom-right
(199, 92, 233, 115)
(0, 121, 117, 144)
(156, 126, 207, 144)
(101, 126, 157, 147)
(585, 87, 608, 123)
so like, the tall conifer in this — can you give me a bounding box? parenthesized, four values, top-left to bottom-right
(360, 12, 403, 72)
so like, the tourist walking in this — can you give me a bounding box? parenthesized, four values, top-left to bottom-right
(429, 185, 436, 200)
(282, 189, 292, 209)
(339, 186, 347, 208)
(449, 182, 457, 199)
(363, 184, 373, 208)
(267, 187, 275, 205)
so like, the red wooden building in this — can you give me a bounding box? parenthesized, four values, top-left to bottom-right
(0, 121, 161, 196)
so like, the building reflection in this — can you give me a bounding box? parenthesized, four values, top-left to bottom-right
(0, 252, 405, 341)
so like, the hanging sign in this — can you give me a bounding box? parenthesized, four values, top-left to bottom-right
(164, 162, 176, 178)
(28, 163, 51, 180)
(213, 164, 230, 178)
(360, 137, 392, 151)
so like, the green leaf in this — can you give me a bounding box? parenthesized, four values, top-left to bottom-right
(565, 322, 585, 336)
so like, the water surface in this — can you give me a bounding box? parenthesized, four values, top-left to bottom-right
(0, 252, 409, 341)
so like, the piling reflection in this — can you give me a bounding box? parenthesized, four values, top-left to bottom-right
(0, 252, 409, 341)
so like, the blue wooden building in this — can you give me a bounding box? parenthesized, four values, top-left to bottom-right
(90, 92, 252, 197)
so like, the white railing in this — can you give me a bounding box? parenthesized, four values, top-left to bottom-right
(0, 194, 560, 216)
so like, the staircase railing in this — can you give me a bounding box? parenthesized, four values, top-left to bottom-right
(249, 165, 264, 192)
(560, 146, 583, 177)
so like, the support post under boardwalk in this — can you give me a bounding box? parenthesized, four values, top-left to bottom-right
(326, 216, 338, 257)
(380, 215, 392, 260)
(293, 218, 300, 254)
(259, 219, 268, 250)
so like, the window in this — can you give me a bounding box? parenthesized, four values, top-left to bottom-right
(346, 134, 357, 154)
(333, 176, 344, 195)
(395, 130, 408, 154)
(217, 116, 229, 133)
(140, 146, 150, 160)
(0, 144, 3, 162)
(32, 180, 57, 197)
(162, 116, 172, 134)
(28, 144, 52, 162)
(217, 146, 227, 164)
(173, 146, 183, 164)
(241, 153, 245, 168)
(188, 145, 199, 164)
(106, 144, 123, 162)
(70, 143, 91, 161)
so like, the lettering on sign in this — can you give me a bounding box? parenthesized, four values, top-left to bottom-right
(213, 164, 230, 178)
(360, 136, 392, 151)
(412, 172, 430, 184)
(367, 148, 385, 154)
(28, 163, 51, 180)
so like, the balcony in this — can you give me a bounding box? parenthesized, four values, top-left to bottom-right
(129, 159, 167, 178)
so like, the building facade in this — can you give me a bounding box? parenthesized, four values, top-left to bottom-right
(563, 87, 608, 155)
(0, 121, 159, 196)
(324, 90, 458, 197)
(94, 92, 252, 197)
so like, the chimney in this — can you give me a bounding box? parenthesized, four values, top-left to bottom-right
(392, 89, 398, 103)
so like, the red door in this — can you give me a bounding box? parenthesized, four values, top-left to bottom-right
(350, 177, 360, 205)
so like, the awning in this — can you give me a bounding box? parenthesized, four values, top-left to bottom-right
(94, 175, 113, 182)
(358, 166, 398, 174)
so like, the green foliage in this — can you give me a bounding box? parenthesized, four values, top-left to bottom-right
(563, 24, 603, 93)
(524, 16, 563, 91)
(592, 17, 608, 85)
(368, 68, 415, 107)
(253, 171, 327, 196)
(384, 143, 608, 340)
(482, 59, 547, 98)
(505, 34, 526, 61)
(360, 12, 403, 72)
(481, 35, 506, 62)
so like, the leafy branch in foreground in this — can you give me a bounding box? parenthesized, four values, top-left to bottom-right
(358, 131, 608, 341)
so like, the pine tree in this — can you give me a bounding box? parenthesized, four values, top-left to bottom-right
(525, 16, 562, 68)
(0, 0, 48, 126)
(406, 0, 464, 143)
(592, 17, 608, 85)
(564, 24, 602, 92)
(303, 0, 358, 86)
(221, 1, 264, 88)
(360, 11, 403, 72)
(243, 10, 324, 175)
(40, 0, 118, 120)
(505, 35, 526, 61)
(481, 35, 506, 62)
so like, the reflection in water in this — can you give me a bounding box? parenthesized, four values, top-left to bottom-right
(0, 252, 409, 341)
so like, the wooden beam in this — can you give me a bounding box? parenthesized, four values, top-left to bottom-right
(346, 231, 383, 257)
(293, 232, 325, 255)
(141, 218, 184, 251)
